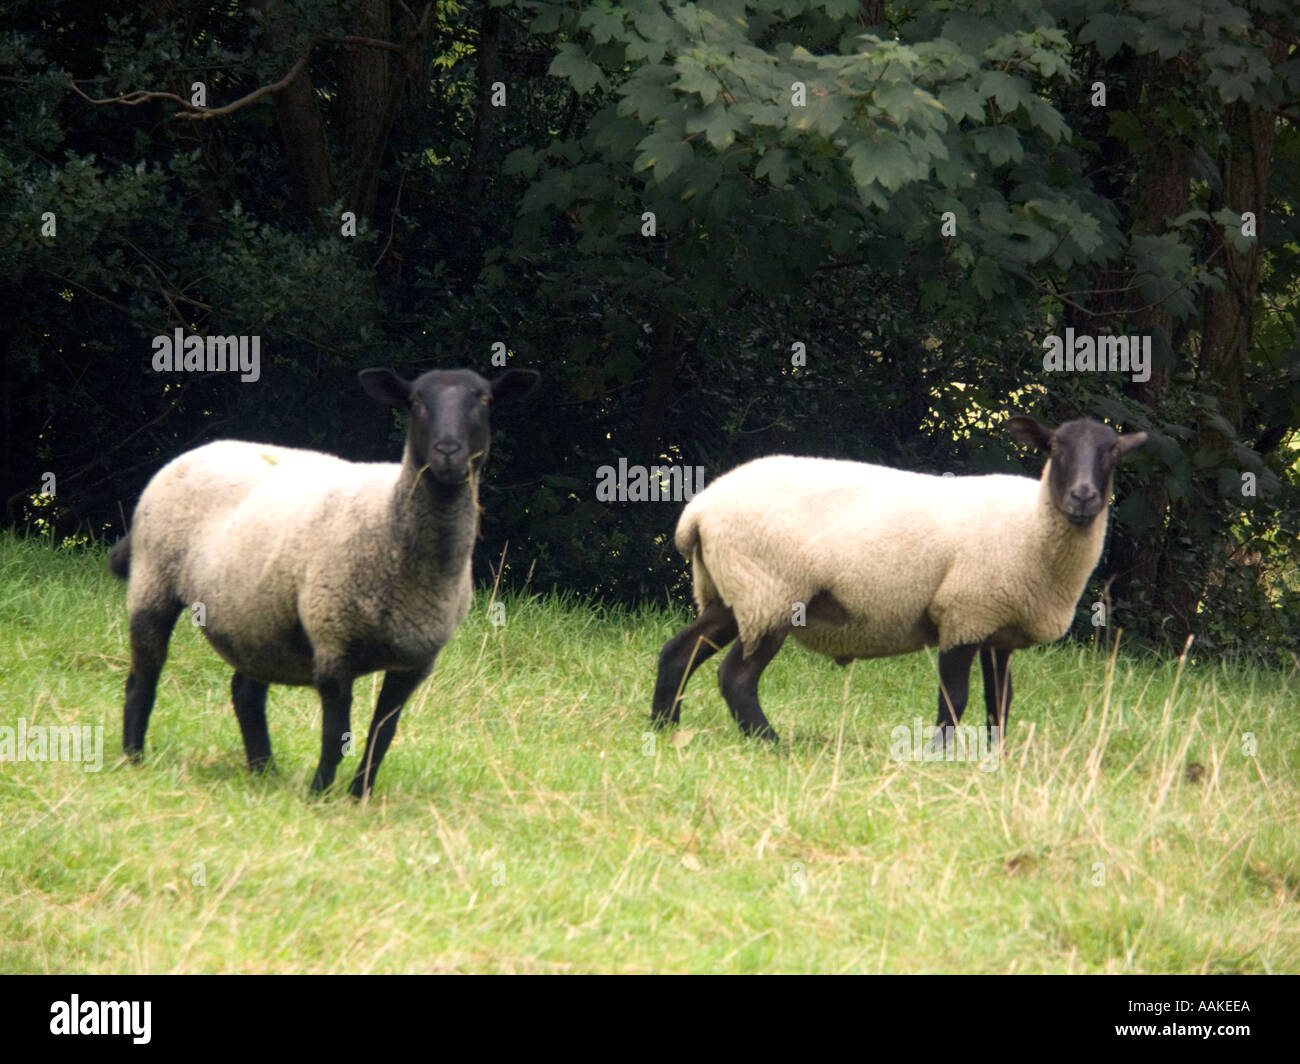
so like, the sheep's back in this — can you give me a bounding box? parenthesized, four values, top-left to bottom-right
(190, 441, 394, 589)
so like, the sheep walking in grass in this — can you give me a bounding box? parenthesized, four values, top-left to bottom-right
(651, 416, 1147, 744)
(109, 366, 539, 796)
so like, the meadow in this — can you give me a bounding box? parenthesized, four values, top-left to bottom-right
(1, 535, 1296, 973)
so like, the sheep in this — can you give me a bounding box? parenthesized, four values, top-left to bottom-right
(651, 416, 1147, 744)
(109, 366, 540, 796)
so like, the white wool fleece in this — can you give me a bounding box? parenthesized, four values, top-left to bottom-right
(675, 456, 1108, 659)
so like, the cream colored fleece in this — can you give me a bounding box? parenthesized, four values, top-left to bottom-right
(676, 456, 1108, 658)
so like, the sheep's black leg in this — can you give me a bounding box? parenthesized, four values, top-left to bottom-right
(933, 644, 979, 746)
(980, 647, 1013, 742)
(349, 663, 433, 799)
(122, 602, 183, 760)
(651, 601, 739, 729)
(231, 672, 273, 773)
(716, 625, 789, 742)
(310, 672, 353, 793)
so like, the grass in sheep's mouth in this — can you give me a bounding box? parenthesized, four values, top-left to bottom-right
(0, 532, 1297, 974)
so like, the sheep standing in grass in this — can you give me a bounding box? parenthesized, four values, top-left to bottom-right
(110, 366, 539, 796)
(651, 416, 1147, 744)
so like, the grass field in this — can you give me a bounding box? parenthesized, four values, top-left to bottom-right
(1, 534, 1297, 973)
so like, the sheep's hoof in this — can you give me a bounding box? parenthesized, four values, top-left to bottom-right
(123, 747, 144, 764)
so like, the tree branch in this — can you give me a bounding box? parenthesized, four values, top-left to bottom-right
(67, 55, 310, 120)
(322, 35, 406, 54)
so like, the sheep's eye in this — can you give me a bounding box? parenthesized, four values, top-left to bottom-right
(479, 394, 490, 406)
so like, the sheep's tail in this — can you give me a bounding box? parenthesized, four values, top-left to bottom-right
(674, 508, 718, 612)
(674, 507, 699, 560)
(108, 535, 131, 580)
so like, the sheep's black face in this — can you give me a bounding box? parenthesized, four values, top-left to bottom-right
(1007, 415, 1147, 528)
(359, 366, 540, 487)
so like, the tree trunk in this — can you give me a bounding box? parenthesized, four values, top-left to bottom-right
(1199, 88, 1281, 432)
(252, 0, 335, 223)
(340, 0, 393, 221)
(465, 3, 502, 205)
(858, 2, 886, 28)
(1125, 71, 1192, 639)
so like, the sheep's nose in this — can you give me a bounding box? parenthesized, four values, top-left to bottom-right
(434, 440, 463, 459)
(1070, 486, 1100, 508)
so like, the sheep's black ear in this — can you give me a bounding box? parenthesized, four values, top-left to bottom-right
(1006, 415, 1054, 453)
(1115, 430, 1148, 457)
(490, 368, 540, 404)
(359, 368, 412, 409)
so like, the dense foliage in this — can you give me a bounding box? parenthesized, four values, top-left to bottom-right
(2, 0, 1297, 658)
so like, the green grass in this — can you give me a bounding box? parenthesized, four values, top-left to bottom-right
(1, 533, 1297, 973)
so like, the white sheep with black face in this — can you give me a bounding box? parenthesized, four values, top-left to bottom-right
(110, 366, 539, 796)
(651, 416, 1147, 743)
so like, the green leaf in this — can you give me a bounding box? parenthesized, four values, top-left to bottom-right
(1023, 97, 1068, 142)
(931, 142, 978, 188)
(1139, 21, 1186, 60)
(873, 82, 944, 129)
(856, 180, 889, 210)
(1168, 209, 1210, 228)
(686, 101, 748, 150)
(530, 3, 565, 35)
(937, 84, 984, 125)
(979, 71, 1030, 114)
(755, 148, 796, 186)
(1207, 68, 1256, 104)
(807, 89, 851, 137)
(635, 127, 694, 182)
(579, 7, 625, 45)
(625, 32, 666, 64)
(618, 67, 678, 120)
(1107, 110, 1148, 153)
(501, 147, 541, 178)
(549, 42, 604, 95)
(972, 256, 1002, 298)
(969, 126, 1022, 166)
(588, 110, 644, 158)
(672, 56, 721, 104)
(1079, 14, 1141, 60)
(741, 101, 790, 128)
(519, 171, 573, 215)
(846, 137, 926, 193)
